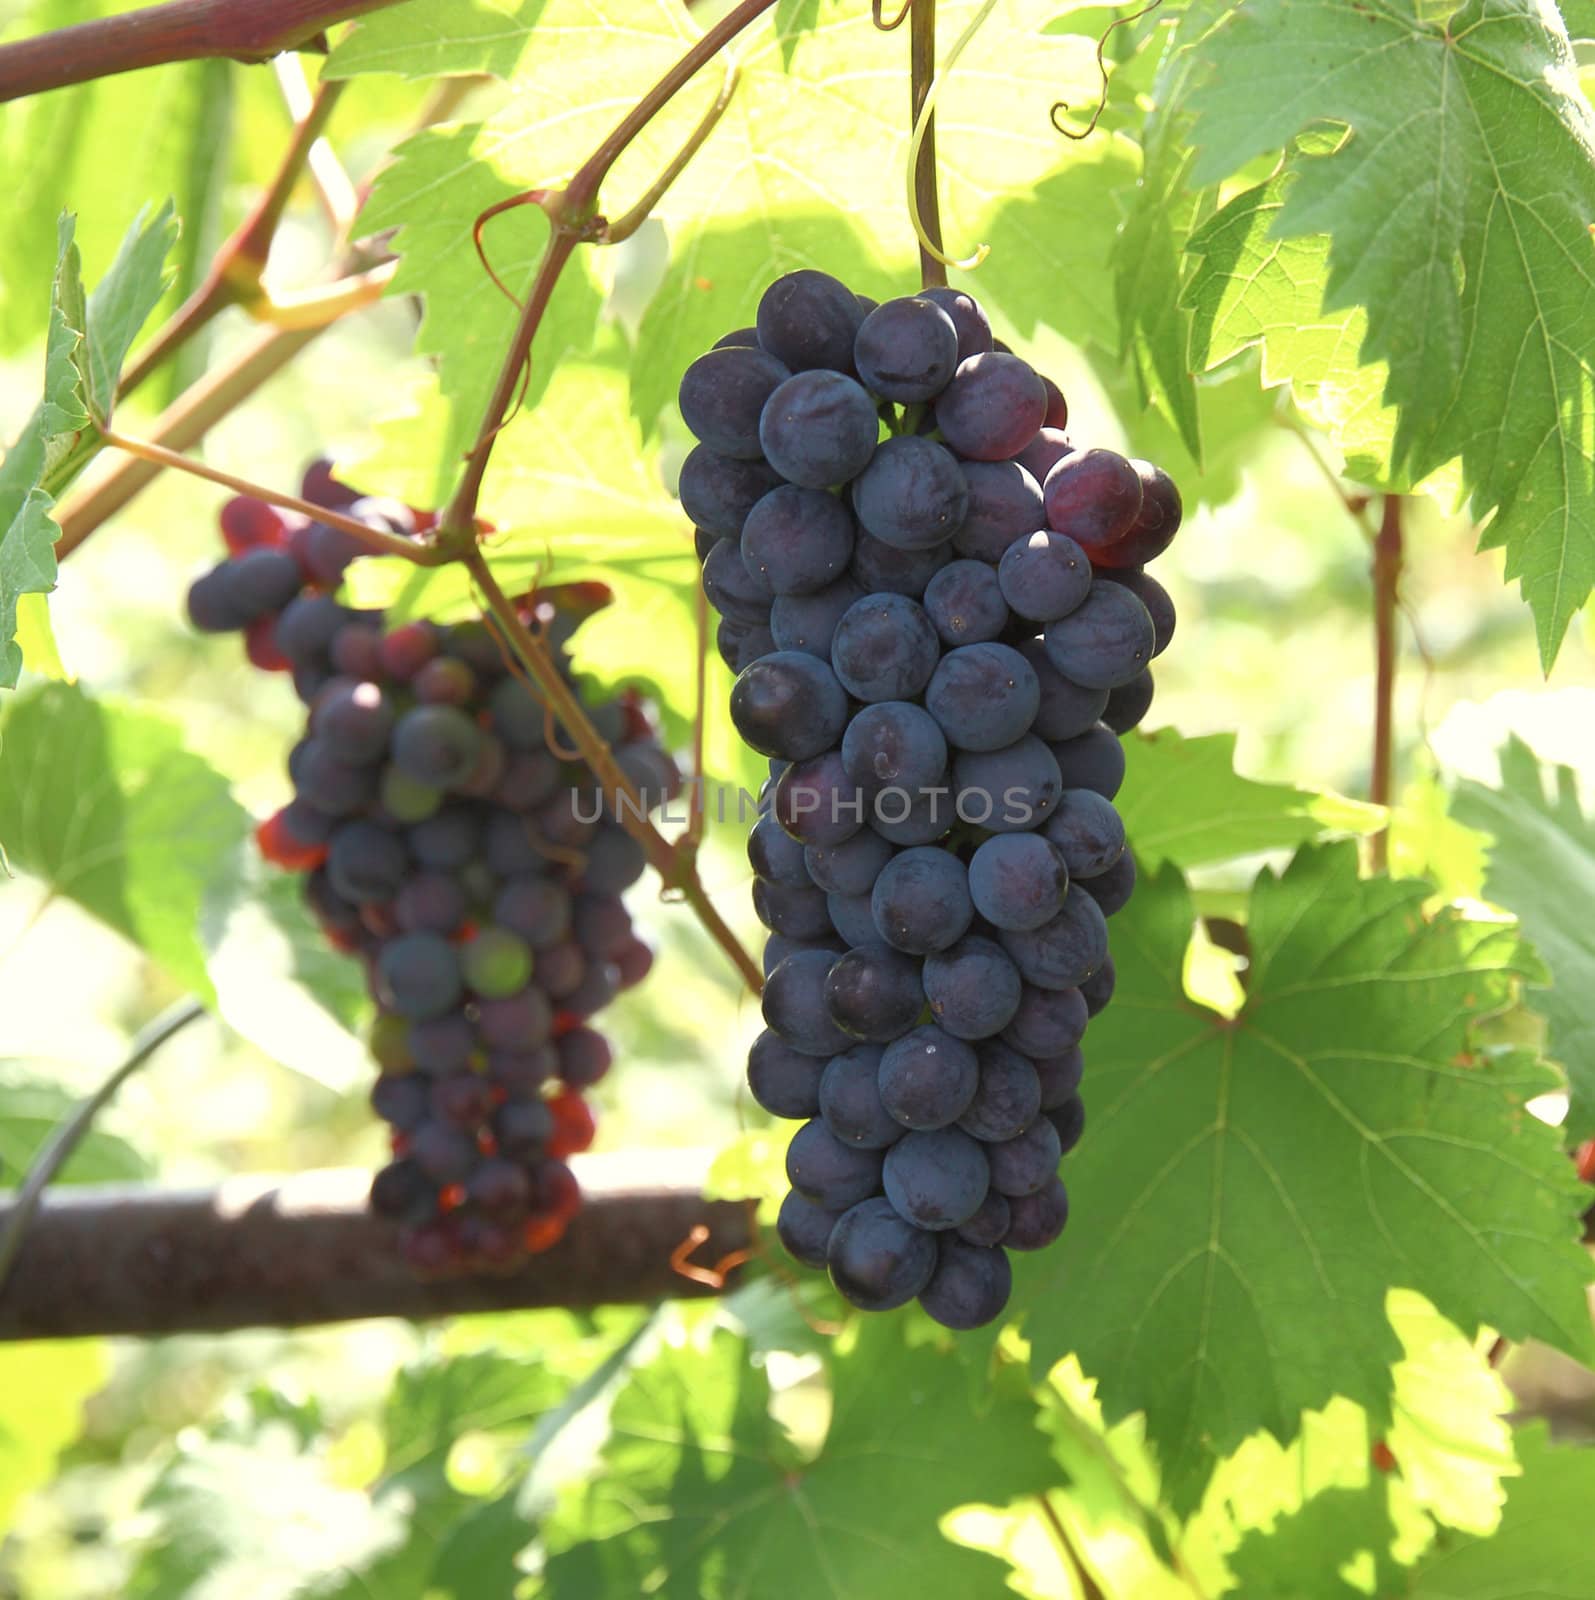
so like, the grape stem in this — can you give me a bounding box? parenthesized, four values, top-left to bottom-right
(119, 77, 352, 398)
(909, 0, 948, 289)
(0, 997, 205, 1295)
(0, 0, 404, 102)
(99, 428, 454, 565)
(1369, 494, 1403, 871)
(441, 0, 780, 540)
(55, 322, 327, 558)
(464, 547, 765, 996)
(906, 0, 997, 272)
(272, 54, 359, 232)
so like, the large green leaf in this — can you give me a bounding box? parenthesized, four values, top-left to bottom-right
(1121, 729, 1383, 870)
(1452, 735, 1595, 1142)
(0, 1064, 150, 1188)
(0, 682, 247, 1001)
(353, 122, 606, 489)
(333, 0, 1114, 445)
(1404, 1424, 1595, 1597)
(541, 1318, 1057, 1598)
(1183, 170, 1425, 491)
(1186, 0, 1595, 668)
(1009, 842, 1594, 1513)
(1, 203, 176, 687)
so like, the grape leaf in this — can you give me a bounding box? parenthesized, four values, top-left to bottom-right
(0, 682, 247, 1002)
(541, 1318, 1057, 1598)
(1, 203, 177, 688)
(1183, 1291, 1516, 1598)
(353, 122, 605, 486)
(1451, 735, 1595, 1143)
(0, 1064, 150, 1188)
(1405, 1424, 1595, 1597)
(1183, 170, 1429, 492)
(1009, 841, 1594, 1513)
(1120, 728, 1383, 870)
(1112, 25, 1209, 459)
(1185, 0, 1595, 669)
(334, 0, 1116, 437)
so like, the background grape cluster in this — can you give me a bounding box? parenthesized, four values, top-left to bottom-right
(681, 273, 1180, 1329)
(186, 465, 680, 1272)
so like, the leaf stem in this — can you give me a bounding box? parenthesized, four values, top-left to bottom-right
(1370, 493, 1403, 871)
(272, 54, 359, 232)
(99, 428, 452, 564)
(119, 76, 349, 398)
(0, 997, 205, 1295)
(441, 0, 779, 536)
(909, 0, 947, 289)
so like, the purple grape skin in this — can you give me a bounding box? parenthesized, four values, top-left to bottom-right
(849, 532, 951, 597)
(773, 751, 866, 847)
(952, 736, 1063, 835)
(918, 286, 994, 361)
(882, 1126, 990, 1230)
(1005, 1176, 1070, 1249)
(749, 1029, 827, 1118)
(770, 577, 866, 658)
(1042, 583, 1156, 692)
(1016, 638, 1110, 742)
(763, 949, 852, 1057)
(998, 889, 1109, 992)
(997, 529, 1092, 623)
(922, 936, 1022, 1041)
(878, 1024, 980, 1131)
(957, 1041, 1042, 1143)
(759, 370, 879, 489)
(987, 1115, 1064, 1197)
(952, 460, 1045, 563)
(1042, 448, 1144, 547)
(923, 559, 1011, 646)
(853, 295, 960, 402)
(824, 941, 927, 1043)
(755, 269, 866, 373)
(933, 352, 1048, 462)
(918, 1237, 1013, 1329)
(827, 1196, 938, 1311)
(785, 1118, 885, 1210)
(1089, 460, 1183, 568)
(778, 1189, 843, 1268)
(679, 345, 793, 459)
(1044, 787, 1127, 879)
(730, 651, 850, 761)
(1080, 851, 1136, 916)
(1003, 987, 1089, 1060)
(1104, 669, 1155, 734)
(819, 1044, 904, 1149)
(851, 437, 970, 551)
(956, 1189, 1012, 1248)
(1049, 723, 1127, 800)
(967, 833, 1070, 932)
(678, 445, 783, 538)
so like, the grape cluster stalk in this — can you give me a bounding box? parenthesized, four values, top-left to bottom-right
(186, 464, 682, 1273)
(681, 273, 1179, 1328)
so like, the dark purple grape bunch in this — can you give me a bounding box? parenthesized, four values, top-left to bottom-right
(679, 272, 1179, 1329)
(186, 464, 682, 1273)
